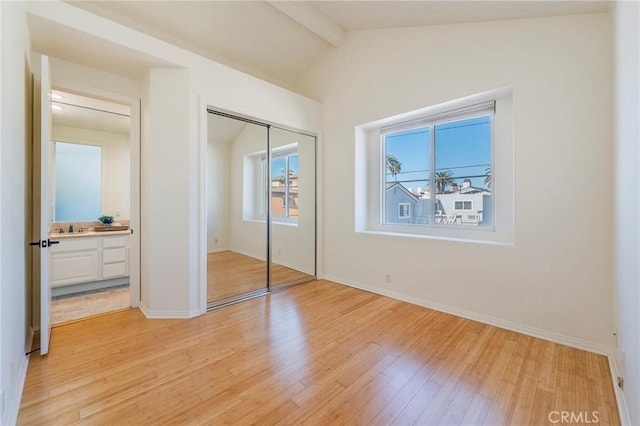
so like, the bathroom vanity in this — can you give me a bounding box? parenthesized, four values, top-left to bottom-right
(49, 230, 130, 297)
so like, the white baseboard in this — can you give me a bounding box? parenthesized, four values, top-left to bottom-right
(607, 354, 632, 425)
(25, 326, 34, 354)
(321, 274, 632, 423)
(3, 351, 29, 426)
(272, 258, 314, 276)
(207, 246, 229, 254)
(138, 301, 196, 319)
(322, 274, 609, 354)
(229, 248, 265, 262)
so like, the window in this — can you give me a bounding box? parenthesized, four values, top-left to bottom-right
(54, 141, 102, 221)
(355, 88, 514, 244)
(270, 153, 299, 220)
(383, 103, 493, 228)
(398, 203, 410, 218)
(454, 201, 473, 210)
(243, 143, 299, 224)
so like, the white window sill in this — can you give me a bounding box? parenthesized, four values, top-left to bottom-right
(273, 221, 298, 227)
(356, 228, 514, 246)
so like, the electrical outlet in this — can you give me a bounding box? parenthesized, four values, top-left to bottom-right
(385, 274, 391, 283)
(214, 237, 218, 244)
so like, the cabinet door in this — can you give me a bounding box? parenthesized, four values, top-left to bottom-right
(103, 247, 127, 263)
(103, 262, 127, 279)
(50, 251, 99, 287)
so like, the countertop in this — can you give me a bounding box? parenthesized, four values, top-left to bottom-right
(49, 230, 130, 239)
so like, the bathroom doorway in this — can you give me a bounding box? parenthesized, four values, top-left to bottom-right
(38, 88, 140, 325)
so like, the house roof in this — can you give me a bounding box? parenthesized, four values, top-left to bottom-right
(385, 182, 420, 201)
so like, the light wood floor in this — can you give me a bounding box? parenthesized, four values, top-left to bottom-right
(19, 280, 620, 425)
(207, 250, 312, 303)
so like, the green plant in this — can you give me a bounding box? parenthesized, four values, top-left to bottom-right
(385, 153, 402, 181)
(98, 215, 114, 225)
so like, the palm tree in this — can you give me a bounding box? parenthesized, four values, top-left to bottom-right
(385, 154, 402, 181)
(484, 166, 491, 189)
(435, 170, 455, 193)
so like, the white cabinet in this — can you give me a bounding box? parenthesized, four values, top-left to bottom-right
(50, 234, 129, 287)
(50, 238, 99, 287)
(101, 236, 129, 279)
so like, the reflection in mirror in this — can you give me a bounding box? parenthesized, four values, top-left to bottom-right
(51, 90, 130, 223)
(269, 127, 316, 287)
(207, 113, 268, 304)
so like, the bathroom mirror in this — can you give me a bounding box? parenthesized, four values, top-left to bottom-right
(51, 90, 131, 222)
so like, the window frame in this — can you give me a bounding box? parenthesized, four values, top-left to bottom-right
(355, 87, 514, 245)
(262, 143, 299, 225)
(454, 201, 473, 211)
(381, 104, 494, 230)
(398, 202, 411, 219)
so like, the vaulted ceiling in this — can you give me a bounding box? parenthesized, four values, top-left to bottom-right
(45, 1, 610, 91)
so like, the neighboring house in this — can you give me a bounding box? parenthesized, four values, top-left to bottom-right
(385, 183, 419, 224)
(271, 173, 299, 217)
(436, 179, 492, 226)
(387, 179, 491, 226)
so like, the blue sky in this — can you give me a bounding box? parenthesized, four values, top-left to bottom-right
(385, 115, 491, 190)
(271, 154, 299, 178)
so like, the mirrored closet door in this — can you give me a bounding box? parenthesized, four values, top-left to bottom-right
(269, 127, 316, 288)
(206, 111, 316, 308)
(206, 113, 269, 305)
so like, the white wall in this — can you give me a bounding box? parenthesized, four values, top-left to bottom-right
(613, 1, 640, 424)
(48, 56, 141, 99)
(229, 124, 268, 260)
(140, 67, 192, 317)
(52, 125, 131, 220)
(299, 14, 614, 350)
(207, 140, 231, 252)
(26, 2, 322, 317)
(0, 2, 31, 424)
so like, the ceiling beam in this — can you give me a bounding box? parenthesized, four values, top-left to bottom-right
(267, 1, 346, 48)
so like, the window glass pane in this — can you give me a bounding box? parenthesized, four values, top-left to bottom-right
(55, 142, 102, 221)
(398, 203, 410, 218)
(383, 127, 430, 224)
(434, 116, 491, 226)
